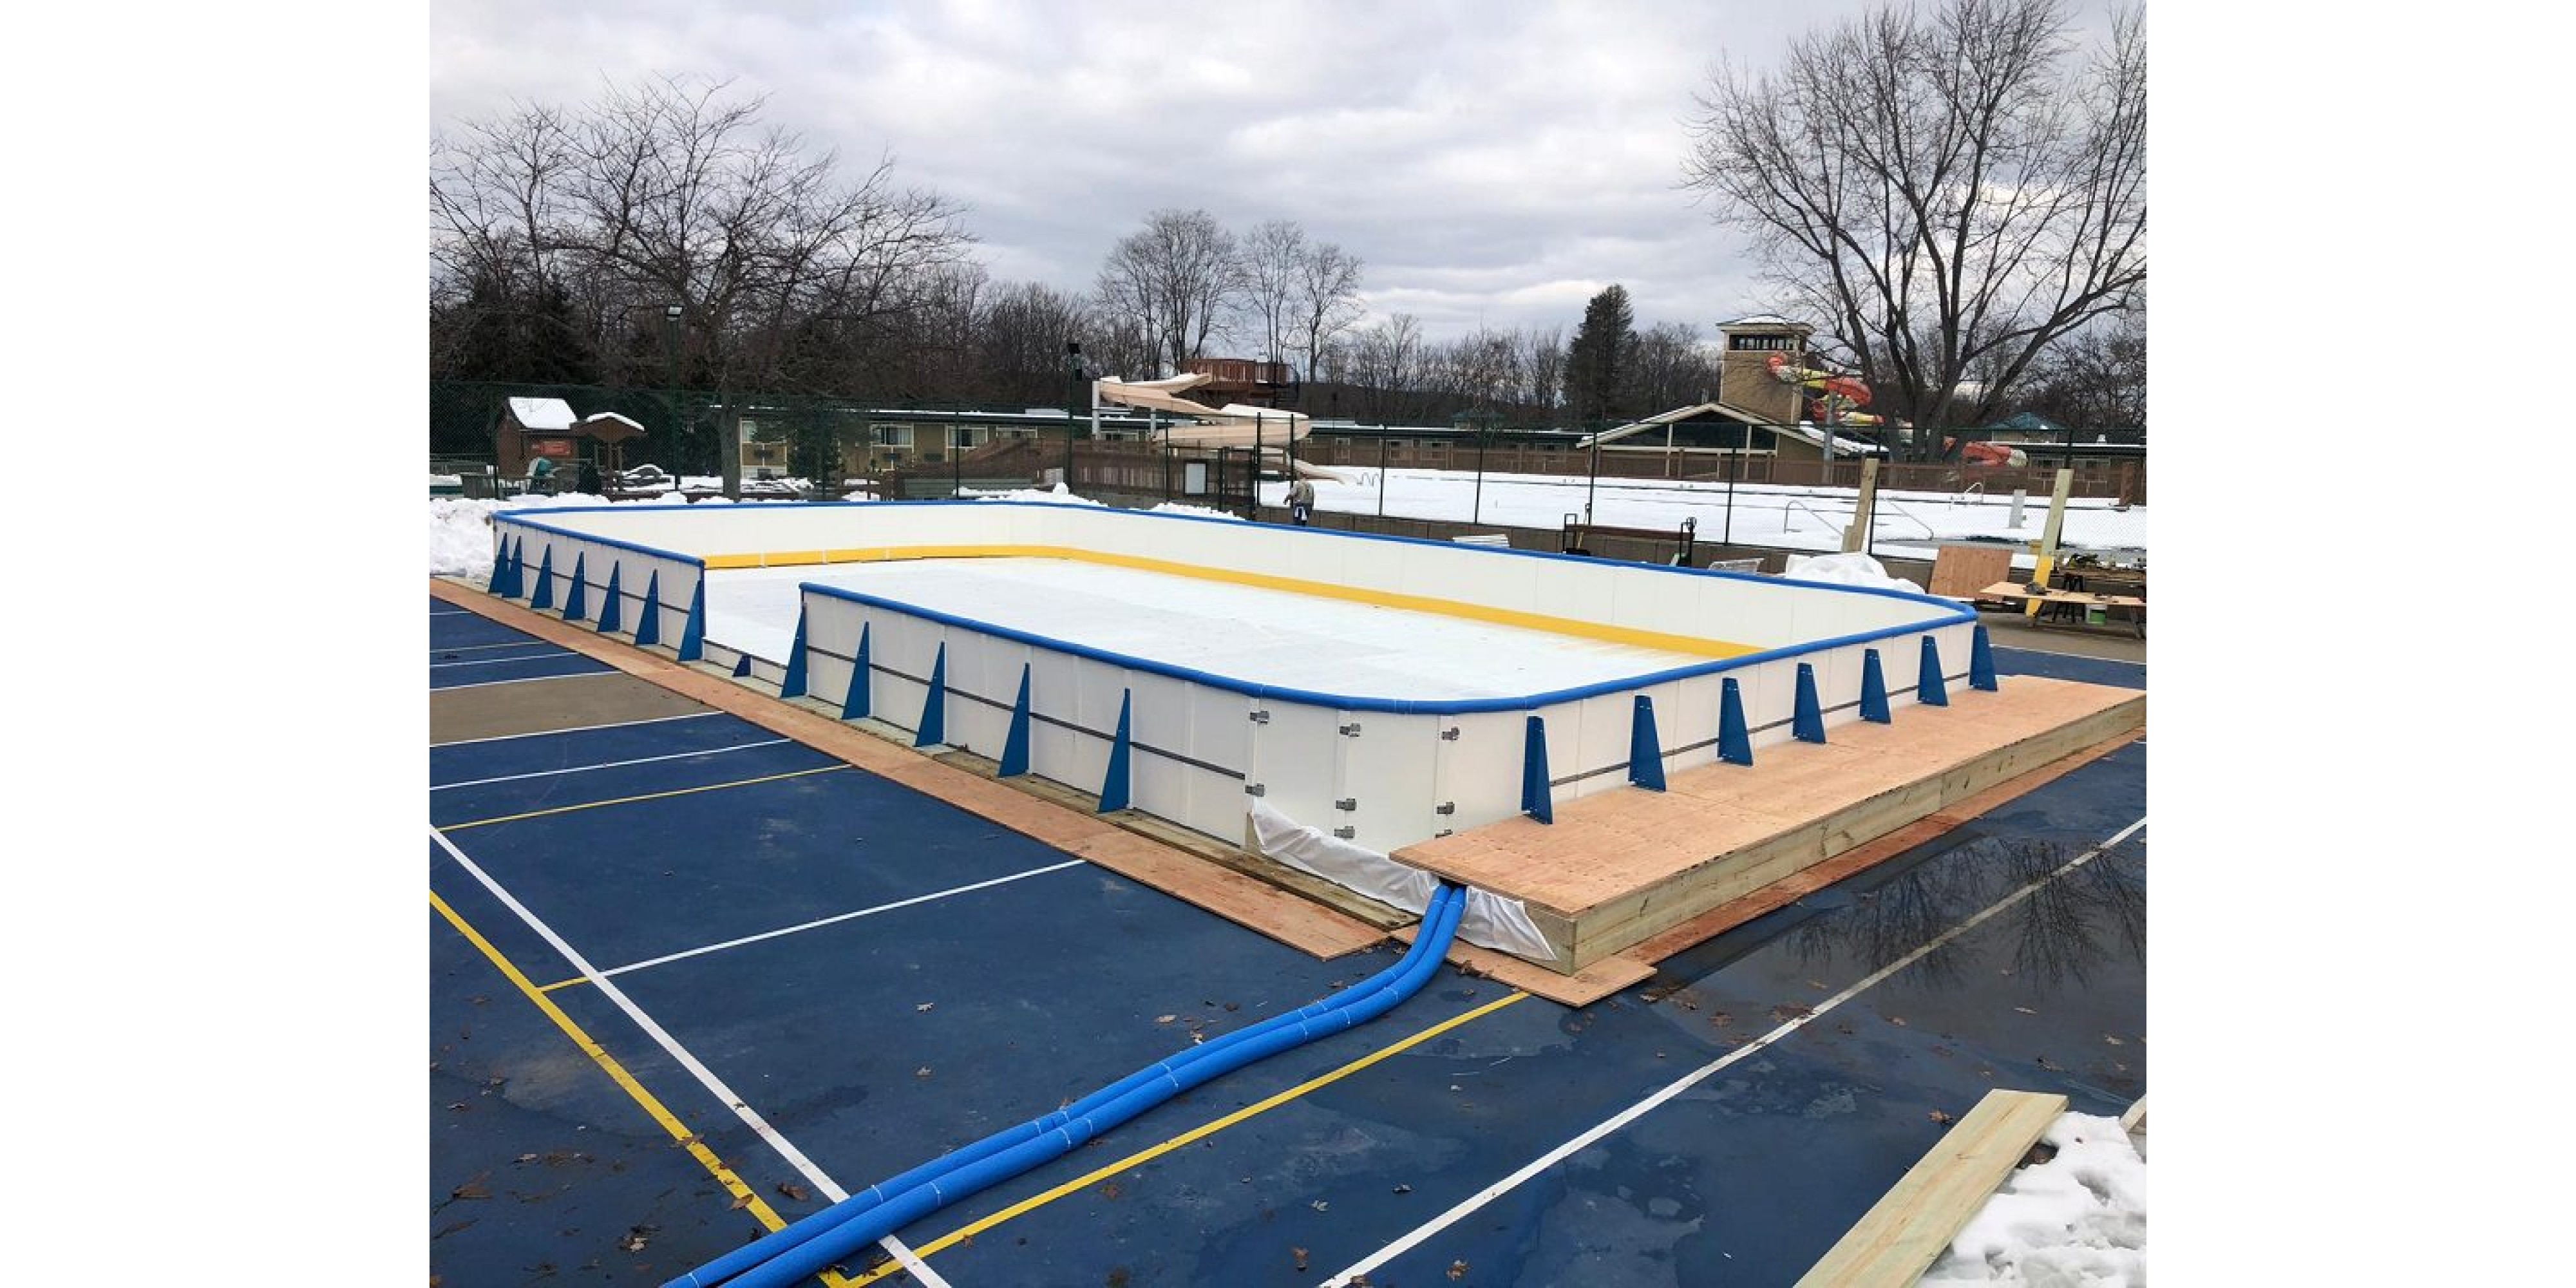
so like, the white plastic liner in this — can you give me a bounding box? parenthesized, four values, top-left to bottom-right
(1249, 800, 1555, 962)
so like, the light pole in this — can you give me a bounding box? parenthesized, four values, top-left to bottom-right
(1065, 341, 1083, 490)
(662, 304, 683, 480)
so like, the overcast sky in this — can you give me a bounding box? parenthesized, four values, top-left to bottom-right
(431, 0, 2119, 348)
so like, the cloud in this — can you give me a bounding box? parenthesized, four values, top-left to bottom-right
(431, 0, 2117, 345)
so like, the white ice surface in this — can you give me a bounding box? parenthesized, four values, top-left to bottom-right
(704, 556, 1709, 699)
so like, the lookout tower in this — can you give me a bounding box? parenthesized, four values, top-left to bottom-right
(1714, 315, 1813, 426)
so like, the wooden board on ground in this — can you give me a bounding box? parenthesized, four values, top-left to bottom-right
(1620, 727, 2141, 966)
(430, 579, 1387, 961)
(1396, 677, 2143, 972)
(1797, 1088, 2068, 1287)
(1927, 545, 2013, 600)
(1390, 923, 1654, 1008)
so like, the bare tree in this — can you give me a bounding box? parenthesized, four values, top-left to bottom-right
(1631, 321, 1722, 412)
(431, 75, 976, 395)
(1093, 209, 1240, 375)
(1239, 219, 1307, 364)
(1682, 0, 2145, 457)
(1291, 241, 1367, 384)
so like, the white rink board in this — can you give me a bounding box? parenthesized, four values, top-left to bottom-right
(488, 501, 1982, 860)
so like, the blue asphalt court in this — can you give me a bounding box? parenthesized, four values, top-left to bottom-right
(431, 598, 2144, 1286)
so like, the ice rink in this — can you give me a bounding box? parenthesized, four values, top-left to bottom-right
(704, 556, 1714, 699)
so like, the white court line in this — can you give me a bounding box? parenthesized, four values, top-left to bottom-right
(432, 641, 565, 656)
(1323, 815, 2149, 1287)
(431, 652, 581, 670)
(433, 669, 615, 693)
(430, 828, 954, 1288)
(591, 859, 1089, 980)
(431, 738, 797, 791)
(433, 711, 721, 748)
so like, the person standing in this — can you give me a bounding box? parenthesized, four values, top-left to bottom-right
(1287, 475, 1316, 526)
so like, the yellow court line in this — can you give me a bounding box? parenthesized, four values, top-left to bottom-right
(844, 990, 1529, 1286)
(439, 764, 850, 831)
(703, 543, 1761, 660)
(428, 890, 818, 1262)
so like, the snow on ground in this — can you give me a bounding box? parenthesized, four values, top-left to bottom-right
(1922, 1112, 2147, 1285)
(1258, 467, 2144, 569)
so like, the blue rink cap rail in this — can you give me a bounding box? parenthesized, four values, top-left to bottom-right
(667, 883, 1469, 1288)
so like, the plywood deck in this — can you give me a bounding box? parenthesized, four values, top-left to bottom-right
(1395, 677, 2143, 971)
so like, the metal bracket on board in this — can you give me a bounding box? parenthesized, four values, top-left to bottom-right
(1338, 722, 1363, 737)
(1434, 828, 1454, 838)
(1334, 797, 1357, 811)
(1243, 782, 1267, 797)
(1332, 826, 1356, 839)
(1439, 727, 1461, 741)
(1435, 802, 1456, 815)
(1247, 709, 1271, 724)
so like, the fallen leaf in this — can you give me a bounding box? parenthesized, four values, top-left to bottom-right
(1887, 1016, 1908, 1027)
(1449, 1259, 1471, 1280)
(2014, 1006, 2037, 1015)
(1155, 1014, 1177, 1025)
(618, 1225, 656, 1253)
(1311, 1200, 1329, 1212)
(2105, 1035, 2125, 1046)
(1392, 1183, 1412, 1195)
(1929, 1109, 1956, 1126)
(916, 1003, 934, 1013)
(448, 1173, 491, 1201)
(915, 1066, 933, 1078)
(1293, 1246, 1309, 1272)
(729, 1193, 753, 1211)
(777, 1182, 810, 1202)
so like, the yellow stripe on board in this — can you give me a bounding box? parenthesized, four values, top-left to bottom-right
(703, 542, 1761, 659)
(440, 764, 850, 831)
(842, 990, 1530, 1286)
(428, 890, 823, 1265)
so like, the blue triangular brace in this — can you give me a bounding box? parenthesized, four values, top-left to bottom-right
(1718, 677, 1753, 766)
(914, 643, 947, 747)
(529, 545, 555, 612)
(1861, 649, 1891, 723)
(1097, 689, 1132, 812)
(1918, 635, 1950, 707)
(491, 536, 518, 599)
(779, 607, 809, 699)
(840, 623, 872, 720)
(563, 553, 588, 621)
(1794, 663, 1826, 743)
(1971, 625, 2000, 692)
(676, 578, 705, 662)
(1628, 694, 1666, 791)
(998, 663, 1032, 777)
(596, 563, 623, 636)
(1520, 714, 1553, 823)
(634, 571, 661, 649)
(732, 652, 753, 677)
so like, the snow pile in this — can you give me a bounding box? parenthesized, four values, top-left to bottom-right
(1146, 501, 1240, 521)
(428, 493, 649, 580)
(1777, 551, 1925, 592)
(1920, 1112, 2146, 1285)
(967, 482, 1101, 506)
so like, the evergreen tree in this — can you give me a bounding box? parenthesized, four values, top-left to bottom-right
(1564, 285, 1638, 426)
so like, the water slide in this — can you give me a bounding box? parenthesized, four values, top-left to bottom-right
(1766, 352, 1889, 428)
(1093, 372, 1351, 480)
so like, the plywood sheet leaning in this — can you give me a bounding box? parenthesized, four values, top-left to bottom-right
(1797, 1088, 2069, 1287)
